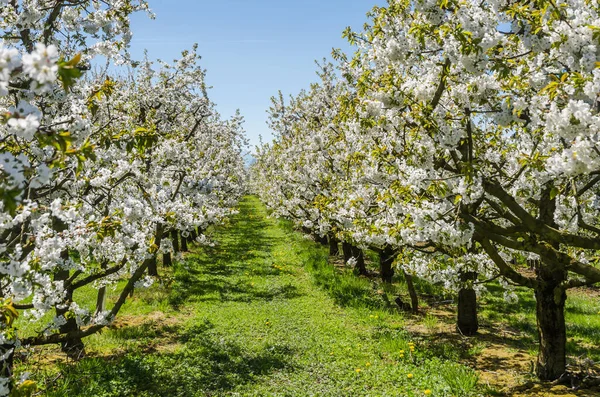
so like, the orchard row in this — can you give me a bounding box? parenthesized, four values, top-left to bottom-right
(252, 0, 600, 383)
(0, 1, 247, 394)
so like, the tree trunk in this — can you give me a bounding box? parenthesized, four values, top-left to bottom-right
(342, 242, 353, 263)
(171, 230, 180, 253)
(95, 286, 106, 314)
(341, 242, 367, 275)
(379, 246, 396, 283)
(457, 272, 478, 336)
(95, 262, 107, 315)
(535, 265, 567, 381)
(180, 231, 189, 252)
(314, 233, 328, 246)
(328, 235, 339, 256)
(57, 268, 85, 360)
(351, 246, 367, 276)
(402, 269, 419, 314)
(148, 224, 164, 277)
(163, 252, 172, 267)
(148, 256, 158, 277)
(52, 216, 85, 359)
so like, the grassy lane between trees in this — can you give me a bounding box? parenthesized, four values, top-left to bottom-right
(18, 196, 600, 396)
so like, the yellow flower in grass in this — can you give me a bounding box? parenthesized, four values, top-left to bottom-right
(355, 368, 362, 373)
(407, 373, 413, 379)
(365, 362, 371, 367)
(424, 390, 432, 395)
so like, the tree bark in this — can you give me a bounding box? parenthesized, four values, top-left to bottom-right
(57, 269, 86, 360)
(314, 233, 328, 246)
(148, 224, 164, 277)
(328, 234, 339, 256)
(171, 230, 180, 253)
(180, 231, 189, 252)
(379, 246, 396, 283)
(52, 216, 85, 359)
(351, 245, 367, 276)
(95, 286, 107, 314)
(163, 252, 172, 267)
(95, 261, 107, 315)
(402, 269, 419, 314)
(342, 242, 353, 263)
(341, 242, 367, 275)
(535, 264, 567, 381)
(457, 271, 478, 336)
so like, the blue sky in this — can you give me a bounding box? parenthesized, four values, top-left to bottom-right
(127, 0, 383, 152)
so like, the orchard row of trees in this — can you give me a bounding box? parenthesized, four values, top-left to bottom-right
(252, 0, 600, 382)
(0, 1, 247, 394)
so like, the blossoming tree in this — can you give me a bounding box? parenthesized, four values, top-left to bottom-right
(0, 1, 247, 394)
(254, 0, 600, 381)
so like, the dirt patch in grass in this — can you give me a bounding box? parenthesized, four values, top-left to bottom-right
(111, 310, 181, 329)
(570, 286, 600, 299)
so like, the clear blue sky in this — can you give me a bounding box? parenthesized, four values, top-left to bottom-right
(127, 0, 382, 152)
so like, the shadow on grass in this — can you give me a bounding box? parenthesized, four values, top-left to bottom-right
(47, 320, 293, 397)
(169, 198, 302, 307)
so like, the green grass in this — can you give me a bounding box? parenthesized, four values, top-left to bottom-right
(20, 196, 483, 396)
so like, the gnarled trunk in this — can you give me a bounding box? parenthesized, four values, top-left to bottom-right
(457, 271, 478, 336)
(535, 265, 567, 381)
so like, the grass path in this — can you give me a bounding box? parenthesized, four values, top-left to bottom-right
(35, 196, 476, 396)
